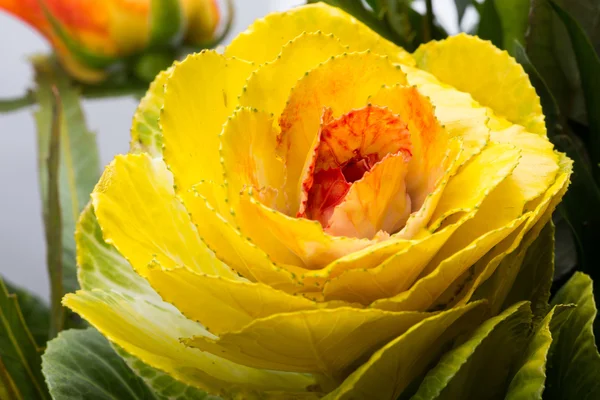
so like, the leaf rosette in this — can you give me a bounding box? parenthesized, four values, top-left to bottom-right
(63, 4, 572, 399)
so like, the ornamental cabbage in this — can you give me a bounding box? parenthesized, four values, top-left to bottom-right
(64, 3, 571, 399)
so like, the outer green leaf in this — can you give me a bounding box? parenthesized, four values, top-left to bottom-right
(130, 68, 170, 157)
(307, 0, 399, 44)
(527, 0, 585, 125)
(551, 134, 600, 284)
(501, 222, 554, 320)
(308, 0, 446, 51)
(76, 204, 212, 397)
(0, 277, 49, 399)
(41, 328, 159, 399)
(412, 302, 532, 400)
(322, 301, 488, 400)
(545, 272, 600, 399)
(477, 0, 502, 48)
(454, 0, 472, 25)
(494, 0, 530, 55)
(549, 0, 600, 178)
(473, 214, 554, 315)
(505, 305, 571, 400)
(517, 33, 600, 290)
(77, 205, 306, 397)
(513, 41, 561, 137)
(3, 281, 49, 348)
(114, 347, 215, 400)
(33, 57, 101, 295)
(76, 203, 158, 299)
(548, 0, 600, 54)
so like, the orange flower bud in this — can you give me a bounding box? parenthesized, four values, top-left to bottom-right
(0, 0, 222, 82)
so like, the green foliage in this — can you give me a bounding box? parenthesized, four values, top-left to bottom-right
(0, 277, 49, 399)
(33, 57, 101, 296)
(412, 302, 532, 400)
(33, 57, 100, 336)
(525, 0, 600, 296)
(74, 204, 213, 399)
(41, 328, 159, 399)
(545, 273, 600, 399)
(115, 347, 216, 400)
(308, 0, 447, 51)
(3, 280, 49, 348)
(504, 305, 571, 400)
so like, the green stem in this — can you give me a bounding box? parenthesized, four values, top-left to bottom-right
(0, 93, 35, 112)
(424, 0, 434, 42)
(0, 83, 147, 114)
(46, 85, 64, 339)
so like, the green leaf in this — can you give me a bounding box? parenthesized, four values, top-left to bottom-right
(545, 272, 600, 399)
(114, 347, 215, 400)
(307, 0, 399, 44)
(513, 41, 561, 138)
(454, 0, 472, 25)
(33, 57, 101, 295)
(0, 277, 49, 399)
(473, 213, 555, 316)
(505, 305, 571, 400)
(308, 0, 446, 51)
(41, 328, 159, 399)
(477, 0, 503, 49)
(412, 302, 532, 400)
(517, 28, 600, 291)
(322, 301, 488, 400)
(130, 68, 169, 157)
(552, 133, 600, 280)
(501, 222, 554, 320)
(549, 0, 600, 179)
(3, 280, 49, 348)
(527, 0, 586, 125)
(494, 0, 530, 56)
(75, 205, 218, 397)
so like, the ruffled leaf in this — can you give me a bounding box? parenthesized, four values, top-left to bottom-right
(130, 67, 171, 157)
(0, 277, 49, 400)
(545, 273, 600, 400)
(505, 305, 571, 400)
(412, 302, 533, 399)
(41, 328, 158, 399)
(323, 301, 487, 400)
(225, 3, 414, 65)
(413, 33, 545, 135)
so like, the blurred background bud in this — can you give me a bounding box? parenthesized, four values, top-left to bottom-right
(0, 0, 227, 83)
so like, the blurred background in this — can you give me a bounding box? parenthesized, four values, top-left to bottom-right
(0, 0, 463, 301)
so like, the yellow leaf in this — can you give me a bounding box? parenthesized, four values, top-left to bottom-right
(184, 307, 432, 377)
(278, 52, 408, 213)
(323, 301, 486, 400)
(220, 107, 287, 213)
(92, 154, 235, 279)
(63, 290, 318, 395)
(428, 142, 521, 230)
(239, 32, 349, 119)
(413, 34, 545, 135)
(225, 3, 414, 66)
(327, 153, 411, 239)
(181, 180, 301, 292)
(367, 84, 449, 209)
(372, 213, 529, 312)
(161, 50, 255, 194)
(237, 188, 373, 269)
(145, 264, 321, 335)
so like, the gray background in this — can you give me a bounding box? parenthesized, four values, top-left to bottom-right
(0, 0, 460, 301)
